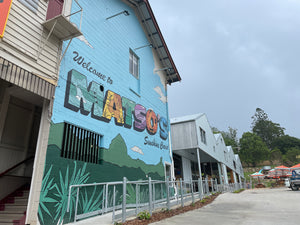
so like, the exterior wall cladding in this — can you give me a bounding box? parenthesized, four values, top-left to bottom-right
(38, 1, 172, 224)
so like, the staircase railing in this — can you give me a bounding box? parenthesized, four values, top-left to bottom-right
(0, 156, 34, 178)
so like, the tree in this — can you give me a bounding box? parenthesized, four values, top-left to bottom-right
(251, 108, 285, 149)
(269, 148, 282, 165)
(212, 127, 239, 152)
(239, 132, 269, 167)
(271, 135, 300, 155)
(284, 147, 300, 166)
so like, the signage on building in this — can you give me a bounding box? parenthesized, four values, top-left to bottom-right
(0, 0, 13, 38)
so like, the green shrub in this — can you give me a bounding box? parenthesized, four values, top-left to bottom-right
(137, 211, 151, 220)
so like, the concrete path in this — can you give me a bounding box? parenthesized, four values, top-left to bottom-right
(150, 188, 300, 225)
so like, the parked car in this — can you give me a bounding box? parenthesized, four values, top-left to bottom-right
(290, 169, 300, 191)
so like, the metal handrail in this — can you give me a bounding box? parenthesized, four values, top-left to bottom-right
(0, 156, 34, 178)
(66, 177, 247, 223)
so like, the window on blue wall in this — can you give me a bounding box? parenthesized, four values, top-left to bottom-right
(61, 123, 102, 164)
(129, 49, 139, 79)
(19, 0, 39, 13)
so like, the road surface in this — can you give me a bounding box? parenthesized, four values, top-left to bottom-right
(150, 187, 300, 225)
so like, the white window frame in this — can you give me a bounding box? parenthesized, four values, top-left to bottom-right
(129, 49, 139, 79)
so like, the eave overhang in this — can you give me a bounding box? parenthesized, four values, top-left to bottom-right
(126, 0, 181, 84)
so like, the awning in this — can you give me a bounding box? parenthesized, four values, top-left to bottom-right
(0, 57, 55, 100)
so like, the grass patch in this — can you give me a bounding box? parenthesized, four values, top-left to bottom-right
(233, 188, 245, 193)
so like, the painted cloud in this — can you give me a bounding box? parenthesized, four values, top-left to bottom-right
(154, 86, 167, 103)
(131, 146, 144, 155)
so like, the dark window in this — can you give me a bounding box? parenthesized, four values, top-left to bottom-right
(200, 127, 206, 144)
(46, 0, 64, 20)
(61, 122, 102, 164)
(173, 153, 182, 177)
(19, 0, 39, 13)
(129, 49, 139, 79)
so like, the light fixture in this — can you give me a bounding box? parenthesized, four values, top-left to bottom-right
(154, 67, 171, 73)
(134, 43, 153, 51)
(106, 10, 130, 20)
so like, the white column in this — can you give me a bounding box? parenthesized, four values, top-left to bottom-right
(222, 164, 229, 184)
(233, 172, 237, 183)
(218, 163, 223, 184)
(197, 148, 203, 195)
(26, 99, 51, 225)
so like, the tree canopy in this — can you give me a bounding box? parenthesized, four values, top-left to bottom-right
(271, 135, 300, 155)
(239, 132, 269, 167)
(251, 108, 285, 149)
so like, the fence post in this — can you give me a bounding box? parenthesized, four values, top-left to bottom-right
(112, 185, 116, 223)
(191, 179, 194, 204)
(176, 181, 179, 204)
(105, 183, 108, 213)
(102, 185, 105, 215)
(198, 178, 202, 199)
(166, 179, 170, 210)
(205, 178, 209, 195)
(149, 177, 153, 216)
(211, 178, 213, 193)
(136, 183, 139, 216)
(122, 177, 127, 223)
(74, 187, 79, 223)
(180, 178, 184, 207)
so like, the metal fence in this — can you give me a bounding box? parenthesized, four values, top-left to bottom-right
(67, 177, 246, 223)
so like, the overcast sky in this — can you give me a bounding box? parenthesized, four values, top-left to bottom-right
(150, 0, 300, 139)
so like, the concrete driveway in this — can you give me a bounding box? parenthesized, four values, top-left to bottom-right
(150, 188, 300, 225)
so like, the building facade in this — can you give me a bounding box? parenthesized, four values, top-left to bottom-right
(171, 114, 244, 185)
(0, 0, 180, 224)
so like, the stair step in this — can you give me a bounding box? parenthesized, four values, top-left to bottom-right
(14, 198, 28, 204)
(22, 191, 29, 198)
(0, 210, 25, 214)
(0, 220, 14, 225)
(4, 205, 26, 211)
(0, 214, 24, 219)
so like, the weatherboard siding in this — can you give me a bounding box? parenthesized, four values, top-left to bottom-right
(0, 0, 60, 81)
(171, 121, 198, 150)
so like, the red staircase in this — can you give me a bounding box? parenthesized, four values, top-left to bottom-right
(0, 185, 29, 225)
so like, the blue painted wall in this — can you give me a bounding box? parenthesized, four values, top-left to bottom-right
(52, 0, 171, 168)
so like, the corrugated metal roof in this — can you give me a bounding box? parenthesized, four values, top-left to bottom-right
(170, 113, 204, 124)
(126, 0, 181, 84)
(214, 133, 222, 140)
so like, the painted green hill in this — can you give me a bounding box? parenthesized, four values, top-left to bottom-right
(48, 122, 165, 178)
(102, 134, 165, 177)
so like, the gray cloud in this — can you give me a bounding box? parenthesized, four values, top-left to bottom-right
(150, 0, 300, 139)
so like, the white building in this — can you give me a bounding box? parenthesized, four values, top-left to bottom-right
(171, 113, 244, 185)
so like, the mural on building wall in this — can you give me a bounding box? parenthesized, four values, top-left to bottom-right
(38, 123, 165, 225)
(38, 0, 172, 224)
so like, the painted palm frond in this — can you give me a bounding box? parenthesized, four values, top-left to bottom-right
(79, 186, 104, 214)
(54, 161, 90, 224)
(126, 183, 137, 204)
(38, 165, 57, 224)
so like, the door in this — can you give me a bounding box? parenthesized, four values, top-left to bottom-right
(46, 0, 64, 20)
